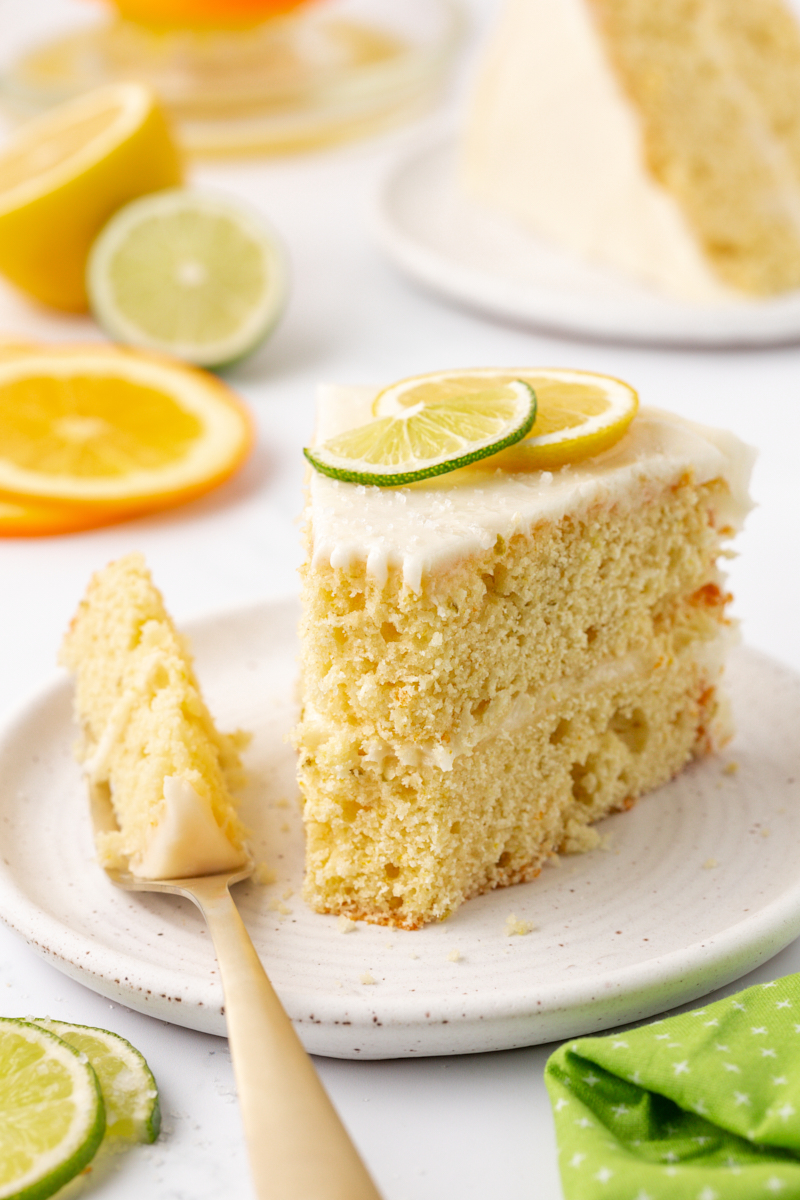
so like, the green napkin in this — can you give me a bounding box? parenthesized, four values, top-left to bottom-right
(546, 975, 800, 1199)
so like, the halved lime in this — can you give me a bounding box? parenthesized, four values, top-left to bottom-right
(31, 1021, 159, 1144)
(0, 1017, 105, 1200)
(87, 189, 288, 367)
(305, 372, 537, 486)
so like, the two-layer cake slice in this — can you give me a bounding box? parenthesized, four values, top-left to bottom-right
(296, 376, 754, 928)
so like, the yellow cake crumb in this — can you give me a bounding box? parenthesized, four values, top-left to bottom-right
(447, 949, 462, 962)
(360, 972, 376, 985)
(506, 914, 536, 937)
(723, 762, 739, 776)
(337, 916, 357, 933)
(254, 862, 277, 885)
(702, 858, 718, 870)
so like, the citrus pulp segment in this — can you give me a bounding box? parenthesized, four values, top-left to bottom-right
(31, 1021, 159, 1144)
(87, 190, 288, 367)
(0, 1018, 104, 1200)
(0, 346, 253, 513)
(0, 83, 182, 311)
(305, 377, 537, 486)
(484, 369, 639, 471)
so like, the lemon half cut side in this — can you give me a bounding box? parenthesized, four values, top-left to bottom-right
(0, 83, 182, 311)
(305, 373, 537, 486)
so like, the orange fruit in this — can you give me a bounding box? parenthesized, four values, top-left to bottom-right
(0, 343, 254, 537)
(109, 0, 312, 30)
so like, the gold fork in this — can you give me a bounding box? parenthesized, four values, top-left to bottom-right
(90, 781, 382, 1200)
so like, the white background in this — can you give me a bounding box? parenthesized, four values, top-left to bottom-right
(1, 1, 800, 1197)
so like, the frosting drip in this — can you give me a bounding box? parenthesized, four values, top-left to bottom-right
(308, 385, 755, 593)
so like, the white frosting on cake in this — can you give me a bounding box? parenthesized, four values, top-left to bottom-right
(132, 776, 248, 880)
(307, 385, 755, 594)
(460, 0, 737, 303)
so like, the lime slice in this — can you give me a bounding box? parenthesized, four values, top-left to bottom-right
(305, 372, 537, 486)
(87, 189, 288, 368)
(31, 1021, 160, 1144)
(0, 1017, 105, 1200)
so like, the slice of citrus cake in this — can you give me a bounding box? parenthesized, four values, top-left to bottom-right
(295, 369, 754, 928)
(61, 553, 249, 879)
(461, 0, 800, 299)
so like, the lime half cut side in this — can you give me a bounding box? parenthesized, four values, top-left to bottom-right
(305, 375, 537, 486)
(0, 1017, 105, 1200)
(87, 189, 289, 368)
(31, 1021, 159, 1145)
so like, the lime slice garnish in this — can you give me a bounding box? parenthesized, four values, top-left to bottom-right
(87, 189, 288, 368)
(0, 1017, 105, 1200)
(304, 373, 537, 486)
(31, 1020, 160, 1144)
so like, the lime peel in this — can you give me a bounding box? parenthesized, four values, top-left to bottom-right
(305, 379, 537, 487)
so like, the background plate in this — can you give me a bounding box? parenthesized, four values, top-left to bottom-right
(373, 134, 800, 348)
(0, 599, 799, 1059)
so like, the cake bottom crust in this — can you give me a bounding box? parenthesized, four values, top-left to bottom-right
(299, 648, 730, 929)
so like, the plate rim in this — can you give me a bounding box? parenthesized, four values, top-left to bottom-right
(371, 130, 800, 349)
(1, 599, 800, 1057)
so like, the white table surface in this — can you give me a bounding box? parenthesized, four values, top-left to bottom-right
(1, 2, 800, 1197)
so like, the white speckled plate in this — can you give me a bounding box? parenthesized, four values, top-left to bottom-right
(0, 599, 799, 1060)
(372, 133, 800, 347)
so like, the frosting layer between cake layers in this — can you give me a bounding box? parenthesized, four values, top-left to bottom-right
(308, 384, 754, 595)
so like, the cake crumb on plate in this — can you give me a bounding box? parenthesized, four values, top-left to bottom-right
(506, 914, 535, 936)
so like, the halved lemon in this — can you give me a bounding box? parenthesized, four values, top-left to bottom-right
(0, 83, 182, 311)
(483, 368, 639, 471)
(87, 189, 288, 367)
(305, 370, 537, 486)
(0, 344, 253, 530)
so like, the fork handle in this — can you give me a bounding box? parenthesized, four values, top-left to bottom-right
(192, 883, 382, 1200)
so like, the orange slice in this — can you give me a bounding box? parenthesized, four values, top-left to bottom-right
(0, 344, 253, 536)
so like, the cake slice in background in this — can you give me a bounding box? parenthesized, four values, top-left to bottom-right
(61, 553, 249, 879)
(295, 373, 755, 928)
(461, 0, 800, 300)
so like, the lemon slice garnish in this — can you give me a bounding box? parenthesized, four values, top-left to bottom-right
(484, 368, 639, 470)
(305, 370, 537, 486)
(0, 83, 181, 311)
(0, 345, 253, 526)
